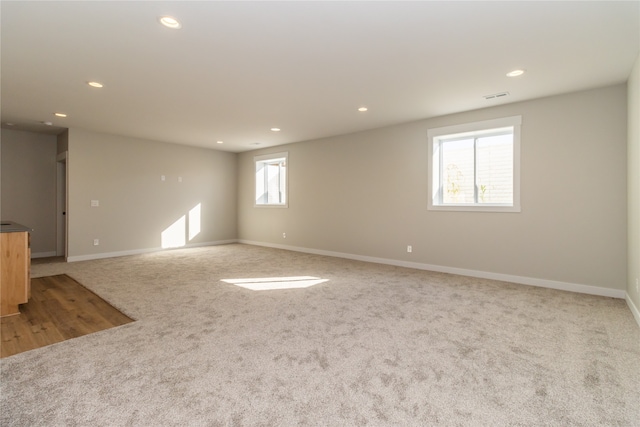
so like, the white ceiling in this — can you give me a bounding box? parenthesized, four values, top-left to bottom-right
(2, 1, 638, 152)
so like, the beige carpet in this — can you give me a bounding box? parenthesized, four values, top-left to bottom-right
(1, 243, 638, 426)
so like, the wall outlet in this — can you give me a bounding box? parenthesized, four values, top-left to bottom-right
(93, 239, 99, 246)
(407, 245, 412, 253)
(282, 232, 286, 239)
(90, 200, 99, 207)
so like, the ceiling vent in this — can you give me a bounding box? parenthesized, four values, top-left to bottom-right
(483, 92, 510, 100)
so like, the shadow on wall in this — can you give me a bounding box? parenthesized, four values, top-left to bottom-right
(161, 203, 201, 248)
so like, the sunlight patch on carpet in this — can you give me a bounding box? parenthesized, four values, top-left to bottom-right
(221, 276, 328, 291)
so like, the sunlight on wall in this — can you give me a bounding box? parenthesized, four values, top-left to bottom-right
(221, 276, 328, 291)
(161, 215, 186, 248)
(161, 203, 202, 249)
(189, 203, 201, 240)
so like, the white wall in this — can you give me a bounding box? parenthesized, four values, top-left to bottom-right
(628, 54, 640, 322)
(238, 85, 628, 295)
(67, 128, 237, 260)
(1, 129, 57, 256)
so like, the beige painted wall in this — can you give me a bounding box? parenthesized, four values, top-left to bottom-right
(628, 55, 640, 314)
(238, 85, 628, 291)
(1, 128, 57, 255)
(67, 128, 237, 259)
(57, 129, 69, 154)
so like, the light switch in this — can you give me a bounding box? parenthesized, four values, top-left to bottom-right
(91, 200, 99, 207)
(161, 175, 166, 181)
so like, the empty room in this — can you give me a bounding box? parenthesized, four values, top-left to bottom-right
(1, 1, 639, 426)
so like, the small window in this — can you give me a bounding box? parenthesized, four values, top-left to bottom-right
(255, 152, 288, 207)
(428, 116, 521, 212)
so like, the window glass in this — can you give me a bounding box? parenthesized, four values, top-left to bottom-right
(476, 134, 513, 204)
(441, 138, 474, 204)
(255, 152, 288, 207)
(428, 116, 521, 212)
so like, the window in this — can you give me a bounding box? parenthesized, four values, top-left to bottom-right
(428, 116, 521, 212)
(255, 152, 288, 207)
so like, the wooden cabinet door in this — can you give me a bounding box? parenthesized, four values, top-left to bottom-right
(1, 232, 30, 316)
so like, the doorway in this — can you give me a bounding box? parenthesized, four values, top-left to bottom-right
(56, 152, 67, 257)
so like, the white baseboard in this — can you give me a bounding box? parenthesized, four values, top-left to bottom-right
(31, 251, 58, 259)
(65, 238, 629, 301)
(238, 240, 627, 300)
(63, 238, 636, 324)
(66, 240, 237, 262)
(626, 294, 640, 328)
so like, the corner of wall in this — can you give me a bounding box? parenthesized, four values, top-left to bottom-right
(628, 53, 640, 327)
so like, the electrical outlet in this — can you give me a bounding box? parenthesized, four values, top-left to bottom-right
(282, 232, 286, 239)
(407, 245, 412, 253)
(90, 200, 99, 207)
(93, 239, 99, 246)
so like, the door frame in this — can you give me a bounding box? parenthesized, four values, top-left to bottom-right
(56, 152, 68, 258)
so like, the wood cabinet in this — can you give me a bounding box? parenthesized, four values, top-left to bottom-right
(1, 228, 31, 317)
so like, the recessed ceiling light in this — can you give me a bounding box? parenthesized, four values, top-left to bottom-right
(270, 128, 281, 132)
(159, 16, 181, 29)
(506, 69, 525, 77)
(5, 122, 15, 126)
(41, 121, 53, 126)
(216, 140, 224, 144)
(54, 112, 67, 118)
(358, 107, 368, 112)
(87, 81, 104, 88)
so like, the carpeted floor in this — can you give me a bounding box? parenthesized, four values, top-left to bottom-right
(1, 243, 638, 426)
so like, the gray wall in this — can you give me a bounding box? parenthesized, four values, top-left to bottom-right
(67, 128, 237, 259)
(628, 55, 640, 314)
(57, 129, 69, 154)
(1, 128, 57, 255)
(238, 84, 628, 292)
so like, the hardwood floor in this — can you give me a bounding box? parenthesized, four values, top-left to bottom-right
(1, 274, 134, 358)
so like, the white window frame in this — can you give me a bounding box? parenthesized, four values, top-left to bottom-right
(427, 116, 521, 212)
(254, 152, 288, 208)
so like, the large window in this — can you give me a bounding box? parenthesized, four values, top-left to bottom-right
(255, 152, 288, 207)
(428, 116, 521, 212)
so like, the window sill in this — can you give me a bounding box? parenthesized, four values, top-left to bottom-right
(254, 204, 288, 208)
(428, 204, 520, 213)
